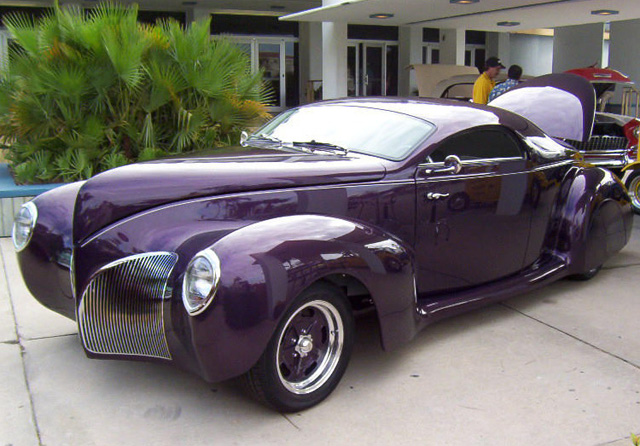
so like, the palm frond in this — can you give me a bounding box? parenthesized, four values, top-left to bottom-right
(0, 1, 269, 183)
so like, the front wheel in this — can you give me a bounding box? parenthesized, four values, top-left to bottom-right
(625, 171, 640, 215)
(242, 283, 354, 412)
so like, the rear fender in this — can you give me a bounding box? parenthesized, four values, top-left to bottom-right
(547, 166, 632, 274)
(190, 214, 418, 381)
(621, 160, 640, 174)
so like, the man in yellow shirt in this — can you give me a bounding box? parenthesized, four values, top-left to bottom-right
(472, 57, 505, 104)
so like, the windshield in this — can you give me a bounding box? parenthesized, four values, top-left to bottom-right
(250, 105, 436, 161)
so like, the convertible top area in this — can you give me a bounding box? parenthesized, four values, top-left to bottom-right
(315, 97, 544, 139)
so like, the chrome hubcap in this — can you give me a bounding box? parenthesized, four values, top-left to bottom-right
(276, 300, 344, 395)
(295, 335, 314, 357)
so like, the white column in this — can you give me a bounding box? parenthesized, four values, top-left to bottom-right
(322, 21, 348, 99)
(610, 19, 640, 83)
(398, 25, 423, 96)
(609, 19, 640, 107)
(300, 22, 323, 103)
(552, 23, 605, 73)
(439, 28, 465, 66)
(508, 33, 553, 76)
(186, 7, 212, 24)
(321, 0, 348, 99)
(486, 32, 511, 66)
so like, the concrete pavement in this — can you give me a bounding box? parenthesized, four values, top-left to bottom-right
(1, 219, 640, 446)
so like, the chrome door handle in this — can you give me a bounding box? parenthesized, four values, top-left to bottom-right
(426, 192, 450, 200)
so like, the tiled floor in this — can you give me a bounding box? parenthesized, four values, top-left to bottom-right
(1, 219, 640, 446)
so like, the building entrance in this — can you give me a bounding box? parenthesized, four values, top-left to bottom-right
(347, 41, 398, 97)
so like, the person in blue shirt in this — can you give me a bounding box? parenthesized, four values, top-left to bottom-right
(489, 64, 523, 102)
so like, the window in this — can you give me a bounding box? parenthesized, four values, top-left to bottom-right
(428, 127, 523, 162)
(254, 105, 436, 161)
(422, 44, 440, 65)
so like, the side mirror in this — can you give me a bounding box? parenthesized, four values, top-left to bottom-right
(425, 154, 462, 175)
(240, 131, 249, 146)
(442, 155, 462, 174)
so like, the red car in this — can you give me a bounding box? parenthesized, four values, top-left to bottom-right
(566, 67, 640, 213)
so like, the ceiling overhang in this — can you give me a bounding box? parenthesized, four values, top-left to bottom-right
(281, 0, 640, 32)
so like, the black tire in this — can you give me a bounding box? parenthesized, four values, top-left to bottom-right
(625, 171, 640, 215)
(242, 282, 355, 412)
(567, 265, 602, 281)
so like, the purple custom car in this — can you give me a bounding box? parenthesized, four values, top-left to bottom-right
(13, 74, 633, 412)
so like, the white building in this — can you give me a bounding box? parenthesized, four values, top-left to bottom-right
(1, 0, 639, 111)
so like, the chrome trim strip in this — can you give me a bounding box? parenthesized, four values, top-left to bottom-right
(78, 252, 178, 360)
(418, 159, 573, 182)
(529, 262, 567, 283)
(419, 155, 524, 169)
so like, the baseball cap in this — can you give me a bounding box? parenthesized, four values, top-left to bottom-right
(486, 57, 506, 68)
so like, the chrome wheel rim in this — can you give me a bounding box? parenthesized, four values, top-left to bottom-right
(630, 176, 640, 211)
(276, 300, 344, 395)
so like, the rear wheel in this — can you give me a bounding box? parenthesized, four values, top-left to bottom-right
(567, 264, 602, 281)
(242, 283, 354, 412)
(625, 170, 640, 215)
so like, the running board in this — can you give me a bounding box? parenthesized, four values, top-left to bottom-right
(416, 255, 568, 325)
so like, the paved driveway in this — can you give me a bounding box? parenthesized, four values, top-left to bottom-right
(1, 218, 640, 446)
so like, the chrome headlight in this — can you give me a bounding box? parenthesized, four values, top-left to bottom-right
(182, 249, 221, 315)
(12, 202, 37, 252)
(633, 126, 640, 140)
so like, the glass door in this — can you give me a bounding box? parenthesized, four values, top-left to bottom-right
(259, 42, 281, 107)
(348, 41, 398, 97)
(363, 44, 383, 96)
(227, 36, 299, 111)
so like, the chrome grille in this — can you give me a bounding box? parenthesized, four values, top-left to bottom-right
(78, 252, 178, 360)
(569, 136, 628, 151)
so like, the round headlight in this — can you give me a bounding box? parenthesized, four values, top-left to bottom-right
(182, 249, 221, 315)
(12, 202, 37, 252)
(634, 126, 640, 140)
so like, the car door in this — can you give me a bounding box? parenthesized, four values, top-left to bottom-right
(415, 126, 533, 296)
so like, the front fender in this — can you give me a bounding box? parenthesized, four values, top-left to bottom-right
(189, 214, 417, 382)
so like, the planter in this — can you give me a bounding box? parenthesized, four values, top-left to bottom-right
(0, 163, 65, 237)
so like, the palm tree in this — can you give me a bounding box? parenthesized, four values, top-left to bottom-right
(0, 1, 270, 183)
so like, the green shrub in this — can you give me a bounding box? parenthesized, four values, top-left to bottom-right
(0, 1, 270, 183)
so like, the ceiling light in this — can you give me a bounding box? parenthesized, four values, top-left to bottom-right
(450, 0, 479, 4)
(369, 13, 394, 19)
(591, 9, 619, 16)
(497, 21, 520, 27)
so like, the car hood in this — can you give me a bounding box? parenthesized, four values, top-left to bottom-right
(73, 146, 386, 243)
(489, 73, 596, 142)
